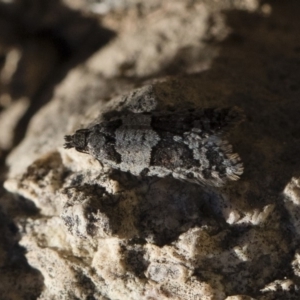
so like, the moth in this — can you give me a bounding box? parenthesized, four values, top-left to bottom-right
(64, 107, 243, 187)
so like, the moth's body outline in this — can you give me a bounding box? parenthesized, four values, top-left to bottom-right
(64, 107, 243, 187)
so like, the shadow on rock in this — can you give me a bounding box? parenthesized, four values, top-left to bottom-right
(0, 0, 115, 148)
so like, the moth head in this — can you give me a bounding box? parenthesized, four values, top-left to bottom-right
(64, 129, 89, 153)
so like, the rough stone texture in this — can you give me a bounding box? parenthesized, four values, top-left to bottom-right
(1, 0, 300, 299)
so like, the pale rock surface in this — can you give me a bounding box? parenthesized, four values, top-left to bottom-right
(1, 0, 300, 300)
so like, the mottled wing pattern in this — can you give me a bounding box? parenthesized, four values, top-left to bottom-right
(64, 107, 243, 187)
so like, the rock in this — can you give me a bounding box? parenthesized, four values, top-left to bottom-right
(2, 0, 300, 299)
